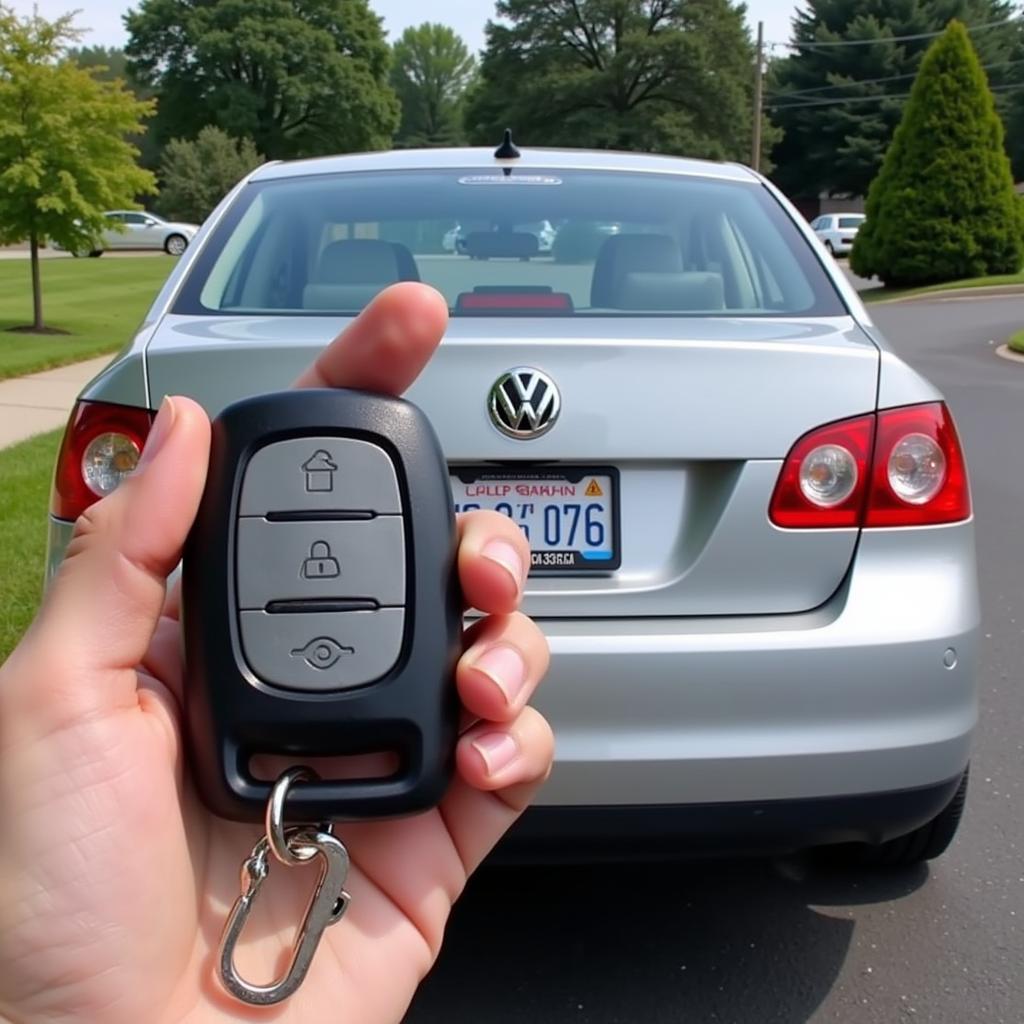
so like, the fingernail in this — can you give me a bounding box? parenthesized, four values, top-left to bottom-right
(481, 539, 524, 592)
(472, 645, 527, 706)
(136, 396, 176, 472)
(472, 732, 519, 776)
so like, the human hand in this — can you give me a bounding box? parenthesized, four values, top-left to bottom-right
(0, 284, 553, 1024)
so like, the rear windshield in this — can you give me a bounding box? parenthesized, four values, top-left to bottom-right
(838, 216, 865, 229)
(174, 168, 846, 318)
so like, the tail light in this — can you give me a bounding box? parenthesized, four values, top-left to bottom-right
(51, 400, 154, 520)
(770, 402, 970, 529)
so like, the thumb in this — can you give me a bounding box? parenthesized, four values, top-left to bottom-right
(4, 396, 210, 727)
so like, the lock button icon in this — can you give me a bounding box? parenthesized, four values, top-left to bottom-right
(301, 540, 341, 580)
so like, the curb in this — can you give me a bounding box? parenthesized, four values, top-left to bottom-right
(865, 283, 1024, 305)
(995, 343, 1024, 364)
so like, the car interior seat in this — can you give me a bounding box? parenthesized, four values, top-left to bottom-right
(590, 233, 725, 311)
(303, 239, 420, 310)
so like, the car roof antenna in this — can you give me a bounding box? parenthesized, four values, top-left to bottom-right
(494, 129, 520, 176)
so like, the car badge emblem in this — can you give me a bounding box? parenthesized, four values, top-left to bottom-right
(488, 367, 561, 439)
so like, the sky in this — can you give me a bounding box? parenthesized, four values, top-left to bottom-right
(7, 0, 801, 54)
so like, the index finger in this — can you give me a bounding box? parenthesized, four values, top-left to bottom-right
(293, 282, 449, 394)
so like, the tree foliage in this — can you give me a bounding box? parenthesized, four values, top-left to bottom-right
(769, 0, 1022, 198)
(0, 10, 156, 330)
(125, 0, 399, 159)
(157, 126, 264, 223)
(850, 21, 1023, 286)
(391, 23, 475, 147)
(65, 45, 128, 82)
(464, 0, 767, 163)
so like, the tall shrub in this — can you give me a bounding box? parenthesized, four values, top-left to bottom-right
(851, 21, 1023, 287)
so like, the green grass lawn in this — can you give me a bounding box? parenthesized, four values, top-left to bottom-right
(0, 429, 60, 662)
(0, 257, 176, 380)
(861, 269, 1024, 304)
(1007, 329, 1024, 354)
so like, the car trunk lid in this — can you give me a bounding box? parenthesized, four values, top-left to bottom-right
(147, 314, 879, 617)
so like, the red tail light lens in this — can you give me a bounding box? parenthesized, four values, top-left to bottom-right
(769, 414, 874, 528)
(51, 400, 153, 520)
(866, 403, 971, 527)
(770, 402, 971, 529)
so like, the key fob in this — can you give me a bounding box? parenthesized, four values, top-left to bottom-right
(182, 388, 462, 823)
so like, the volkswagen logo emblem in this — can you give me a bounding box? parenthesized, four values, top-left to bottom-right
(488, 367, 561, 439)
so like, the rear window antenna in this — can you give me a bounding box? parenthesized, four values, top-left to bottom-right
(494, 129, 520, 175)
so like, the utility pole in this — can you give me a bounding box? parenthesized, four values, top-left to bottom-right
(751, 20, 764, 172)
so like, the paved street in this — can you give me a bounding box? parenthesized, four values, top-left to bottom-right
(406, 294, 1024, 1024)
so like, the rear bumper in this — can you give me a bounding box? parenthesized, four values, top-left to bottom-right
(495, 775, 964, 862)
(528, 523, 978, 814)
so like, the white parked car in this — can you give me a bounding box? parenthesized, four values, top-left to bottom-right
(53, 211, 200, 257)
(811, 213, 865, 256)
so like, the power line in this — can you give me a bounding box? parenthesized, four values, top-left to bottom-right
(766, 17, 1016, 51)
(766, 58, 1024, 103)
(765, 80, 1024, 111)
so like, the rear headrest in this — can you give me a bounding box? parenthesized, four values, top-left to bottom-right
(615, 272, 726, 311)
(591, 233, 683, 307)
(316, 239, 419, 283)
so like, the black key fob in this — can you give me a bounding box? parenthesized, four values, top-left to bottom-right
(182, 388, 462, 823)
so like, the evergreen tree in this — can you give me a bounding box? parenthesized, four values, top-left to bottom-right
(391, 24, 475, 147)
(465, 0, 767, 163)
(850, 21, 1023, 285)
(769, 0, 1022, 198)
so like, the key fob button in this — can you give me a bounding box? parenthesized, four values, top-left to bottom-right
(239, 437, 402, 516)
(236, 518, 406, 609)
(239, 609, 405, 691)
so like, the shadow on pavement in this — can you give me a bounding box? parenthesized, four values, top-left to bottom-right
(405, 857, 927, 1024)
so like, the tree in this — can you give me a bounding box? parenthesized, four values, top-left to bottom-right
(125, 0, 399, 160)
(157, 126, 264, 223)
(66, 45, 128, 81)
(0, 10, 156, 332)
(391, 23, 475, 147)
(464, 0, 767, 163)
(66, 45, 163, 170)
(850, 21, 1023, 286)
(769, 1, 1022, 199)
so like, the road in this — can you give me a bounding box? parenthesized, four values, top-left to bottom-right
(405, 294, 1024, 1024)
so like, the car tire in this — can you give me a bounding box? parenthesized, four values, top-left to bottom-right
(824, 240, 835, 255)
(833, 769, 969, 867)
(165, 234, 188, 256)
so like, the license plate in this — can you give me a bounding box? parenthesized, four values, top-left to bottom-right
(450, 466, 619, 572)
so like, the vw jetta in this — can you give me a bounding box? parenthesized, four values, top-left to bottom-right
(47, 146, 979, 865)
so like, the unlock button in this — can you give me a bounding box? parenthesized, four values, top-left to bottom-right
(236, 518, 405, 609)
(302, 541, 340, 580)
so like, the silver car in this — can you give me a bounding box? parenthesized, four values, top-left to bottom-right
(53, 210, 199, 257)
(46, 148, 979, 865)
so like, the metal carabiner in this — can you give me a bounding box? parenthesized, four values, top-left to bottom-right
(217, 828, 351, 1006)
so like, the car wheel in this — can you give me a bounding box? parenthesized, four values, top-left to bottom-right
(165, 234, 188, 256)
(824, 240, 835, 255)
(833, 769, 969, 867)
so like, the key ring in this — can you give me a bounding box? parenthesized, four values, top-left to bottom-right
(217, 767, 351, 1005)
(266, 765, 334, 866)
